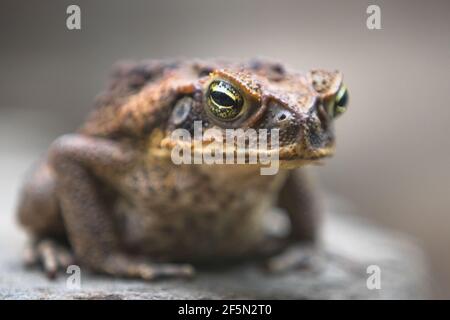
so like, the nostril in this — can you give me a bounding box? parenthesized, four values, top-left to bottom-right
(275, 110, 291, 123)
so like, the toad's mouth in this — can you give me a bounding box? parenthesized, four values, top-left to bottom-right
(156, 136, 334, 169)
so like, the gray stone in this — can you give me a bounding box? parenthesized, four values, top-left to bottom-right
(0, 205, 430, 300)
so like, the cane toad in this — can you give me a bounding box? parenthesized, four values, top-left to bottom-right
(17, 59, 348, 279)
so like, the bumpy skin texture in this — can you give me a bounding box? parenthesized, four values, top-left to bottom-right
(17, 59, 346, 280)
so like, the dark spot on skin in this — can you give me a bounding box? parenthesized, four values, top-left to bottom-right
(184, 216, 196, 229)
(125, 65, 158, 90)
(306, 117, 333, 149)
(307, 128, 323, 148)
(193, 194, 202, 203)
(170, 189, 178, 198)
(198, 67, 214, 77)
(129, 74, 151, 90)
(249, 59, 263, 70)
(271, 63, 285, 75)
(204, 212, 217, 221)
(316, 103, 329, 130)
(160, 225, 175, 235)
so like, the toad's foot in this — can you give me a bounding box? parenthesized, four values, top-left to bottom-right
(98, 254, 195, 281)
(264, 244, 322, 273)
(23, 239, 75, 279)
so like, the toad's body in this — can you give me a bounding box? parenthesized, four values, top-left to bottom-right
(17, 59, 348, 279)
(114, 161, 284, 261)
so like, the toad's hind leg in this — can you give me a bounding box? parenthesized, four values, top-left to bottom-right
(17, 160, 65, 239)
(23, 239, 75, 279)
(17, 160, 75, 278)
(18, 135, 195, 281)
(36, 134, 194, 280)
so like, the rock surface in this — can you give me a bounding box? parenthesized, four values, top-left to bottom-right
(0, 206, 430, 300)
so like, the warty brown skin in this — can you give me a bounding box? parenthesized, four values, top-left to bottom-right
(17, 59, 347, 279)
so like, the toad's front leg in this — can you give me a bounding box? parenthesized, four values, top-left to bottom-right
(48, 134, 194, 280)
(264, 170, 323, 273)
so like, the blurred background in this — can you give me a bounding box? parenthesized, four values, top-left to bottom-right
(0, 0, 449, 297)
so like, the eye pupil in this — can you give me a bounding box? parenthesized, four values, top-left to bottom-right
(211, 91, 235, 107)
(333, 85, 348, 117)
(337, 90, 348, 107)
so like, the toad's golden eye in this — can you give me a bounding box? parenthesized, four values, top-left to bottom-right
(207, 80, 244, 120)
(333, 85, 348, 117)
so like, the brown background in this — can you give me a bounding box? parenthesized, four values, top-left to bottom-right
(1, 0, 449, 297)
